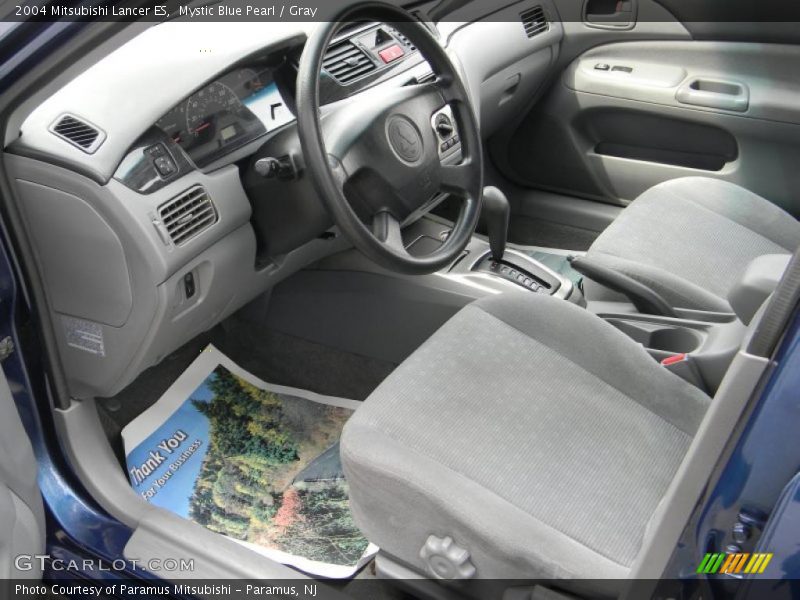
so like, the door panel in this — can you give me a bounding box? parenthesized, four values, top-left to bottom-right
(498, 40, 800, 216)
(0, 365, 44, 579)
(567, 41, 800, 124)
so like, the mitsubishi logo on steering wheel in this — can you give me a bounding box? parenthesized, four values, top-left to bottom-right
(387, 115, 423, 163)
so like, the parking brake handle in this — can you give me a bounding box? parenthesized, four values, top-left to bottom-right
(569, 256, 678, 317)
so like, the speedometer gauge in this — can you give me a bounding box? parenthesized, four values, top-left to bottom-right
(153, 64, 286, 168)
(230, 68, 264, 95)
(185, 82, 244, 134)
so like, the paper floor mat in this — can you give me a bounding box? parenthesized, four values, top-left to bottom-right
(122, 344, 378, 578)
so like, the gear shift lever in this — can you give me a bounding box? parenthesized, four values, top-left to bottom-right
(474, 187, 558, 294)
(482, 186, 510, 261)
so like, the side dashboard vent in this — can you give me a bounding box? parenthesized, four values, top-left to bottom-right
(520, 6, 549, 38)
(50, 114, 105, 153)
(157, 186, 218, 246)
(323, 41, 377, 84)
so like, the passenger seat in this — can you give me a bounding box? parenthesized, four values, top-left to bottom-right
(583, 177, 800, 312)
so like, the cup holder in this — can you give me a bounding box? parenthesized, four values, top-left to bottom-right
(647, 327, 703, 353)
(606, 319, 703, 354)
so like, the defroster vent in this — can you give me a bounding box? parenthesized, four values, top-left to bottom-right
(50, 114, 105, 153)
(157, 186, 218, 246)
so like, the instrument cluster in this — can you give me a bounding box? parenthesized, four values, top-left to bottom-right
(155, 64, 294, 167)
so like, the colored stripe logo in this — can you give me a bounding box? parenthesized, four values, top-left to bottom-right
(697, 552, 773, 574)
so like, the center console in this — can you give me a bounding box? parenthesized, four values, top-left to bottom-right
(471, 250, 562, 295)
(588, 254, 789, 393)
(403, 214, 577, 302)
(403, 216, 577, 302)
(592, 306, 745, 392)
(466, 186, 566, 295)
(399, 183, 579, 302)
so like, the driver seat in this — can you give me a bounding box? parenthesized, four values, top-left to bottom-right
(340, 292, 710, 594)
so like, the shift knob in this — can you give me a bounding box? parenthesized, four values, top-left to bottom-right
(482, 186, 510, 261)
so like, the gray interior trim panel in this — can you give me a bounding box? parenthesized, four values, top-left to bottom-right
(576, 94, 800, 209)
(0, 366, 45, 579)
(125, 511, 313, 582)
(17, 180, 134, 327)
(8, 153, 350, 398)
(446, 0, 563, 137)
(565, 41, 800, 124)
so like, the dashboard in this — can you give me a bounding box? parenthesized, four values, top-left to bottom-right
(155, 64, 295, 168)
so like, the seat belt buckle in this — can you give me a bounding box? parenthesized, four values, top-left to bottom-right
(661, 353, 707, 392)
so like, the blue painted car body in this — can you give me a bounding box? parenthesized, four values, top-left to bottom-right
(0, 16, 798, 599)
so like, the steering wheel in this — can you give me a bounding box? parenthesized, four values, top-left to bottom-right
(296, 1, 483, 274)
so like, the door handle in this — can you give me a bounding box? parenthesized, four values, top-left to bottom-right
(583, 0, 636, 29)
(676, 78, 749, 112)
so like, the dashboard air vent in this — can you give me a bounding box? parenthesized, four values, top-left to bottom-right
(322, 41, 377, 84)
(157, 186, 217, 246)
(520, 6, 549, 38)
(50, 114, 105, 153)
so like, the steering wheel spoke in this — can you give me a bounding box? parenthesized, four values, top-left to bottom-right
(439, 160, 476, 198)
(326, 154, 349, 193)
(371, 211, 407, 255)
(432, 73, 460, 104)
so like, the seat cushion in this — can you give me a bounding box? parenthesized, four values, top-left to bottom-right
(341, 293, 710, 589)
(586, 177, 800, 312)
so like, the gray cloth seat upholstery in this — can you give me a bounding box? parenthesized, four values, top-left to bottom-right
(586, 177, 800, 312)
(340, 293, 710, 591)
